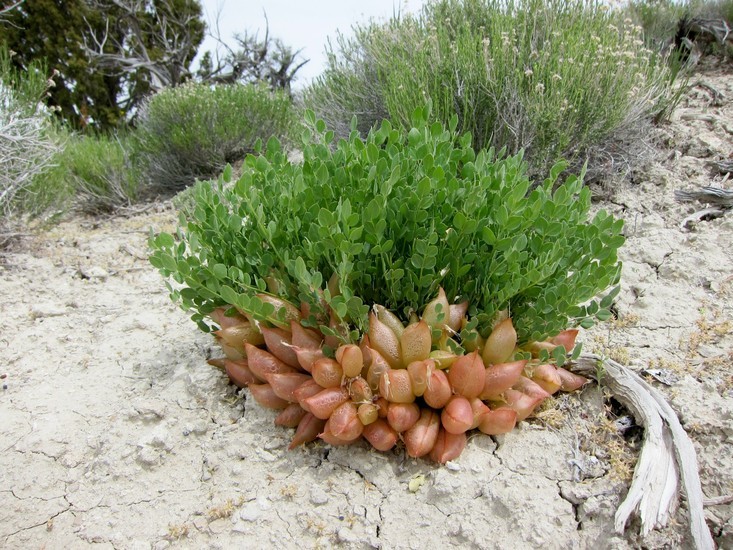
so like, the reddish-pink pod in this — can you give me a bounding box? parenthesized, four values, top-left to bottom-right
(447, 350, 485, 398)
(348, 377, 373, 403)
(214, 322, 265, 354)
(248, 383, 289, 410)
(245, 343, 299, 380)
(441, 395, 474, 434)
(261, 326, 300, 368)
(366, 350, 391, 390)
(513, 375, 551, 400)
(551, 329, 579, 353)
(328, 402, 364, 441)
(336, 344, 364, 378)
(359, 335, 373, 372)
(265, 372, 312, 402)
(387, 402, 421, 433)
(530, 364, 563, 395)
(502, 389, 543, 421)
(400, 320, 432, 365)
(478, 407, 518, 435)
(375, 397, 390, 418)
(303, 387, 350, 420)
(447, 301, 469, 333)
(556, 368, 589, 392)
(404, 408, 441, 458)
(524, 341, 558, 357)
(312, 357, 344, 388)
(255, 294, 301, 326)
(423, 369, 452, 409)
(379, 369, 415, 403)
(223, 359, 258, 387)
(320, 419, 361, 446)
(219, 341, 245, 361)
(363, 419, 398, 451)
(430, 429, 467, 464)
(407, 359, 434, 397)
(294, 347, 324, 373)
(479, 359, 527, 400)
(210, 307, 248, 330)
(368, 312, 402, 368)
(275, 404, 308, 428)
(468, 397, 491, 430)
(290, 320, 323, 350)
(288, 413, 325, 449)
(292, 379, 322, 412)
(482, 318, 517, 365)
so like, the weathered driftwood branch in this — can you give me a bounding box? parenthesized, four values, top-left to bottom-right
(675, 186, 733, 207)
(573, 354, 715, 550)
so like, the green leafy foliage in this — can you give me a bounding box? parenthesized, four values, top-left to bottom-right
(149, 108, 624, 343)
(133, 82, 296, 192)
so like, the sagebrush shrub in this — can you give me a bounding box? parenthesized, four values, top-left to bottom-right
(305, 0, 679, 178)
(134, 82, 296, 192)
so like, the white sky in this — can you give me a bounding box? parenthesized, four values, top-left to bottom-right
(198, 0, 428, 88)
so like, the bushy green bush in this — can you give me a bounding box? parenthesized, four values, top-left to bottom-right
(305, 0, 678, 178)
(0, 45, 60, 216)
(31, 133, 138, 214)
(150, 109, 624, 344)
(134, 82, 296, 192)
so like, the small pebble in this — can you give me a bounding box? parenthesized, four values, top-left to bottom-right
(2, 384, 7, 390)
(0, 373, 7, 379)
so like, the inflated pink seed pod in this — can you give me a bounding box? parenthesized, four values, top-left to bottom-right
(479, 359, 527, 400)
(290, 320, 323, 350)
(214, 322, 265, 354)
(348, 377, 373, 403)
(303, 387, 350, 420)
(294, 347, 324, 373)
(368, 312, 402, 368)
(482, 318, 517, 366)
(387, 402, 421, 433)
(319, 419, 361, 446)
(209, 307, 248, 330)
(292, 379, 323, 413)
(248, 383, 289, 410)
(423, 369, 452, 409)
(375, 397, 390, 418)
(312, 357, 344, 388)
(245, 343, 299, 380)
(357, 403, 379, 425)
(422, 287, 450, 338)
(523, 340, 558, 357)
(359, 335, 374, 372)
(275, 404, 307, 428)
(468, 398, 491, 430)
(551, 329, 579, 353)
(289, 413, 326, 449)
(363, 419, 398, 451)
(222, 359, 258, 387)
(379, 369, 415, 403)
(555, 367, 589, 392)
(400, 320, 432, 365)
(447, 301, 469, 333)
(329, 401, 364, 441)
(260, 326, 299, 368)
(219, 341, 245, 361)
(501, 389, 544, 421)
(430, 429, 467, 464)
(404, 408, 441, 458)
(366, 350, 391, 390)
(512, 375, 551, 400)
(429, 350, 459, 369)
(374, 304, 406, 338)
(255, 294, 301, 326)
(407, 359, 434, 397)
(441, 395, 474, 434)
(530, 364, 563, 395)
(265, 372, 312, 402)
(478, 408, 517, 435)
(447, 350, 485, 398)
(336, 344, 364, 378)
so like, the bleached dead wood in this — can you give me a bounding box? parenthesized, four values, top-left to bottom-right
(573, 354, 715, 550)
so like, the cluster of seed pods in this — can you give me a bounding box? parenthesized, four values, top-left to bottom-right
(207, 289, 589, 464)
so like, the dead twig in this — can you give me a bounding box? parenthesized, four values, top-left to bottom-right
(573, 354, 714, 550)
(703, 494, 733, 506)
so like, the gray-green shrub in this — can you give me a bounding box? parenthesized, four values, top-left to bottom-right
(134, 82, 296, 192)
(305, 0, 679, 177)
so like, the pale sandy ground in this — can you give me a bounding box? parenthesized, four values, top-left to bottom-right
(1, 62, 732, 549)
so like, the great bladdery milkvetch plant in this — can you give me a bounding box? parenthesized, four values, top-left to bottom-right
(149, 107, 625, 463)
